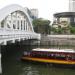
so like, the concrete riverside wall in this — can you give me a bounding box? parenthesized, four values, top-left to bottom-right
(40, 35, 75, 47)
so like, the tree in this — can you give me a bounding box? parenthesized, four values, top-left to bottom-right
(32, 18, 51, 34)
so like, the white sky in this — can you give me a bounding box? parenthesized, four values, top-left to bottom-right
(0, 0, 69, 21)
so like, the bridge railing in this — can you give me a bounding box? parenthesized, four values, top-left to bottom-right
(0, 28, 40, 44)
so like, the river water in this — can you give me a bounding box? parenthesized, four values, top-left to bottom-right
(1, 45, 75, 75)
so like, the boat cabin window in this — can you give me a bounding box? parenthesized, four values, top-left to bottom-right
(31, 51, 75, 61)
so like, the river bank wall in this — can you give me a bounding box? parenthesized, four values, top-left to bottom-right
(40, 35, 75, 49)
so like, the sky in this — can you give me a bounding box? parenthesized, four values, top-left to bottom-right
(0, 0, 69, 21)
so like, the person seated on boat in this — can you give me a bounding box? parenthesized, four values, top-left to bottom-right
(24, 51, 30, 56)
(66, 55, 71, 61)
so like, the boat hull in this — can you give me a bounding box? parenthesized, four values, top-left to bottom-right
(21, 56, 75, 65)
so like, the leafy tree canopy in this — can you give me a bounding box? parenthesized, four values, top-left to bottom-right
(32, 18, 51, 34)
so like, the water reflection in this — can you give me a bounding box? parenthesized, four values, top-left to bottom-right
(21, 65, 39, 75)
(1, 45, 75, 75)
(18, 61, 75, 75)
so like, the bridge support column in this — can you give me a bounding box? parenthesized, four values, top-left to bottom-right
(0, 45, 2, 74)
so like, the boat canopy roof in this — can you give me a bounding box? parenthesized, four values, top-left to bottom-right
(32, 48, 75, 53)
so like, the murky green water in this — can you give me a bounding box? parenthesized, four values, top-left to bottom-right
(1, 45, 75, 75)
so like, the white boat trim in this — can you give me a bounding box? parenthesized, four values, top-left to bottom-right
(32, 48, 75, 53)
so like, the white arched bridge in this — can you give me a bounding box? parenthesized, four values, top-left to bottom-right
(0, 4, 40, 45)
(0, 4, 40, 73)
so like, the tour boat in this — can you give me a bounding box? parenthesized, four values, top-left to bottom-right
(21, 48, 75, 65)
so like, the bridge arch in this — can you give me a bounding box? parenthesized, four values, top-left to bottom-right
(0, 4, 34, 31)
(0, 4, 40, 45)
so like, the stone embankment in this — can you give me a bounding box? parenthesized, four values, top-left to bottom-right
(40, 35, 75, 48)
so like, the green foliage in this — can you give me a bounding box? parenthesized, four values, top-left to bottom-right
(70, 26, 75, 34)
(51, 26, 63, 34)
(51, 24, 75, 34)
(51, 27, 57, 33)
(32, 18, 51, 34)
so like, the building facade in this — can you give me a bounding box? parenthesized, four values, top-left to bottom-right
(30, 9, 38, 19)
(53, 12, 75, 27)
(69, 0, 75, 12)
(25, 8, 38, 20)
